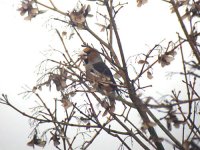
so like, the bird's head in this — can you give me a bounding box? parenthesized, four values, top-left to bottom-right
(79, 47, 102, 64)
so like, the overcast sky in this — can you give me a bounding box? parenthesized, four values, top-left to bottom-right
(0, 0, 195, 150)
(0, 1, 50, 150)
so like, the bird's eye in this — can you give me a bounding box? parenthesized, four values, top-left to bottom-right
(84, 59, 88, 64)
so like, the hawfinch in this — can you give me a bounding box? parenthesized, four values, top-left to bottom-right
(79, 47, 117, 111)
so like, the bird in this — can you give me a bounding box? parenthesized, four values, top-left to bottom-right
(79, 47, 118, 112)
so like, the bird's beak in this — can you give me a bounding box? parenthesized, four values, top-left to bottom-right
(78, 51, 88, 60)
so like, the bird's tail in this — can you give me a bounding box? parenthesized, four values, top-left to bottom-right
(102, 94, 115, 116)
(108, 92, 116, 113)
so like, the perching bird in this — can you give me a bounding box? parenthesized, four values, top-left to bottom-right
(79, 47, 118, 112)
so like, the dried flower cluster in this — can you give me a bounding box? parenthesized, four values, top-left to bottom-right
(137, 0, 148, 7)
(44, 68, 68, 91)
(17, 0, 45, 20)
(69, 5, 91, 28)
(50, 132, 60, 147)
(158, 51, 177, 67)
(165, 110, 185, 131)
(27, 132, 46, 148)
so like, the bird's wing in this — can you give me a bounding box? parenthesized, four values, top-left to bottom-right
(93, 62, 116, 84)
